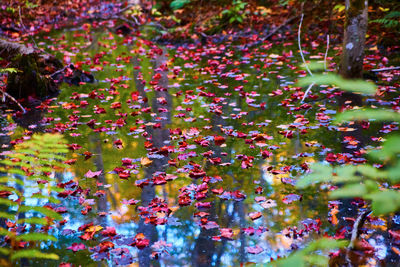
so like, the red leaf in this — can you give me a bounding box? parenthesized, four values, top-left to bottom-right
(220, 228, 234, 239)
(67, 242, 86, 252)
(248, 212, 262, 221)
(246, 245, 264, 254)
(85, 170, 102, 178)
(282, 194, 302, 204)
(214, 136, 226, 146)
(99, 241, 115, 252)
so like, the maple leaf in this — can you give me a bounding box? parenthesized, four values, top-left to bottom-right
(64, 159, 77, 165)
(248, 211, 262, 221)
(260, 199, 277, 209)
(389, 230, 400, 240)
(101, 227, 117, 237)
(214, 135, 226, 146)
(114, 139, 123, 149)
(85, 170, 102, 178)
(246, 245, 264, 254)
(67, 243, 86, 252)
(99, 241, 115, 252)
(135, 233, 150, 249)
(122, 198, 139, 205)
(282, 194, 302, 204)
(220, 228, 234, 239)
(83, 151, 93, 160)
(0, 191, 12, 198)
(141, 157, 153, 167)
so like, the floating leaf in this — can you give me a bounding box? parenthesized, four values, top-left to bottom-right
(141, 157, 153, 167)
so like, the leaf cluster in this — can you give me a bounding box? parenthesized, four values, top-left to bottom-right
(221, 0, 248, 24)
(269, 238, 348, 267)
(170, 0, 191, 10)
(277, 73, 400, 266)
(372, 11, 400, 29)
(297, 73, 377, 95)
(0, 134, 67, 265)
(297, 105, 400, 215)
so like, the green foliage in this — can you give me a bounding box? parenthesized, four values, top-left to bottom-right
(297, 114, 400, 215)
(5, 7, 16, 14)
(297, 73, 377, 95)
(372, 11, 400, 29)
(221, 0, 248, 24)
(278, 0, 290, 6)
(333, 4, 346, 13)
(270, 238, 348, 267)
(0, 133, 67, 265)
(24, 0, 39, 9)
(335, 109, 400, 123)
(0, 68, 19, 74)
(283, 69, 400, 265)
(10, 249, 59, 261)
(170, 0, 191, 10)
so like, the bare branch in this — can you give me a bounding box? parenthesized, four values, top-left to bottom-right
(324, 34, 330, 71)
(1, 91, 26, 113)
(301, 82, 314, 103)
(298, 13, 313, 77)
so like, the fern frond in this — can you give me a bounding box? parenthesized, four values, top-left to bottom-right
(0, 133, 67, 264)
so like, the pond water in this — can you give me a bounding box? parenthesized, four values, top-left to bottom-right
(1, 22, 395, 266)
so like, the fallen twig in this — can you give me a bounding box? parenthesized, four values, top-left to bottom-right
(1, 91, 26, 113)
(298, 13, 314, 103)
(349, 209, 371, 250)
(324, 34, 330, 71)
(301, 82, 314, 103)
(298, 13, 312, 76)
(371, 66, 400, 72)
(345, 209, 371, 266)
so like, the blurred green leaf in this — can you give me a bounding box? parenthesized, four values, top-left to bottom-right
(16, 233, 57, 242)
(296, 164, 333, 188)
(304, 61, 325, 71)
(17, 217, 48, 225)
(170, 0, 190, 10)
(270, 238, 347, 267)
(297, 73, 376, 94)
(11, 249, 59, 261)
(0, 247, 10, 255)
(0, 68, 20, 73)
(366, 190, 400, 215)
(0, 227, 13, 237)
(369, 136, 400, 161)
(330, 183, 367, 198)
(19, 206, 63, 221)
(335, 109, 400, 123)
(0, 211, 15, 220)
(388, 163, 400, 183)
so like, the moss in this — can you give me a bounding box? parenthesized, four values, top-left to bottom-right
(6, 53, 54, 99)
(347, 0, 366, 19)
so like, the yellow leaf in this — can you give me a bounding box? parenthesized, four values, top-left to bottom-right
(87, 225, 103, 233)
(141, 157, 153, 167)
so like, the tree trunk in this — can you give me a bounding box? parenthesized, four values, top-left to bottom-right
(135, 48, 170, 267)
(89, 134, 108, 227)
(337, 2, 369, 265)
(339, 0, 368, 80)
